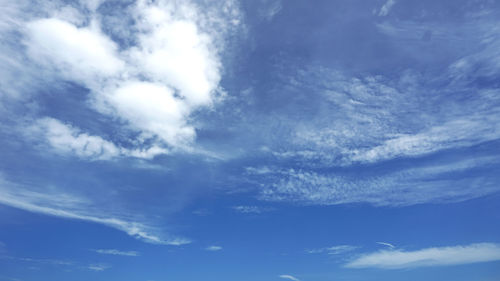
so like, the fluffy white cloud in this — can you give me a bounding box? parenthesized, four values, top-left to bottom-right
(107, 81, 194, 147)
(33, 117, 121, 160)
(20, 0, 240, 158)
(346, 243, 500, 269)
(130, 0, 220, 107)
(25, 18, 124, 79)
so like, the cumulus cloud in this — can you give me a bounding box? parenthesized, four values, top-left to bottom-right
(345, 243, 500, 269)
(93, 249, 139, 257)
(13, 0, 242, 159)
(32, 117, 121, 160)
(25, 17, 124, 79)
(31, 117, 168, 160)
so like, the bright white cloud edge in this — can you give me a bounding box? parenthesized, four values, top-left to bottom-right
(345, 243, 500, 269)
(93, 249, 140, 257)
(205, 245, 222, 251)
(0, 177, 190, 246)
(279, 274, 300, 281)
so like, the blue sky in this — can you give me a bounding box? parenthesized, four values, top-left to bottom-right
(1, 0, 500, 280)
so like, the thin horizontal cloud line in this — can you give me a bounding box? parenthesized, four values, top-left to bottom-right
(0, 177, 190, 246)
(93, 249, 139, 257)
(345, 243, 500, 269)
(279, 274, 300, 281)
(205, 246, 222, 251)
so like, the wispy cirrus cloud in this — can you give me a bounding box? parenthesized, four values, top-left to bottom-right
(205, 246, 222, 251)
(378, 0, 397, 16)
(345, 243, 500, 269)
(0, 176, 190, 246)
(258, 156, 500, 206)
(93, 249, 139, 257)
(376, 242, 395, 249)
(279, 274, 300, 281)
(88, 263, 111, 272)
(306, 245, 359, 255)
(232, 205, 273, 214)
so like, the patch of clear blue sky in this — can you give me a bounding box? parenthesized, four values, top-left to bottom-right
(0, 0, 500, 280)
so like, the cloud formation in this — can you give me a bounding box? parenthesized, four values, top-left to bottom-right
(93, 249, 139, 257)
(10, 0, 242, 160)
(346, 243, 500, 269)
(0, 176, 190, 245)
(378, 0, 396, 16)
(279, 275, 300, 281)
(205, 246, 222, 251)
(88, 264, 110, 272)
(376, 242, 395, 249)
(307, 245, 359, 255)
(258, 156, 500, 206)
(232, 205, 272, 214)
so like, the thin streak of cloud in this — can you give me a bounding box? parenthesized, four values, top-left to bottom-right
(0, 177, 190, 246)
(232, 205, 273, 214)
(87, 264, 110, 272)
(345, 243, 500, 269)
(205, 246, 222, 251)
(93, 249, 139, 257)
(378, 0, 396, 16)
(376, 242, 395, 249)
(279, 275, 300, 281)
(307, 245, 359, 255)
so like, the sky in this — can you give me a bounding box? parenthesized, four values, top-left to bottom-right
(0, 0, 500, 280)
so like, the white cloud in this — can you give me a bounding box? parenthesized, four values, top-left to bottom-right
(259, 156, 500, 206)
(88, 263, 110, 271)
(129, 0, 220, 107)
(16, 0, 242, 158)
(0, 176, 191, 245)
(93, 249, 139, 257)
(345, 243, 500, 269)
(378, 0, 396, 16)
(33, 117, 121, 160)
(31, 117, 169, 160)
(232, 205, 272, 214)
(350, 116, 500, 164)
(258, 0, 282, 21)
(205, 245, 222, 251)
(106, 81, 194, 148)
(279, 275, 300, 281)
(25, 18, 124, 80)
(307, 245, 358, 255)
(376, 242, 395, 249)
